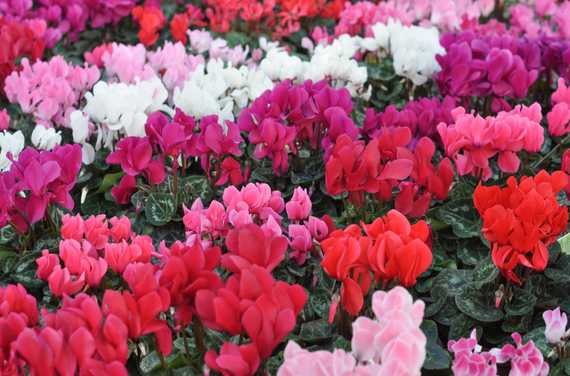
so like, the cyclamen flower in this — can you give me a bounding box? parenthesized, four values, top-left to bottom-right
(286, 187, 312, 221)
(360, 20, 444, 86)
(4, 56, 100, 127)
(81, 77, 169, 139)
(543, 308, 568, 344)
(131, 5, 165, 46)
(0, 130, 25, 171)
(490, 333, 549, 376)
(0, 110, 9, 131)
(279, 286, 426, 375)
(438, 105, 544, 181)
(435, 32, 540, 107)
(321, 210, 431, 316)
(195, 265, 307, 359)
(31, 125, 62, 151)
(448, 330, 497, 376)
(474, 170, 568, 283)
(547, 78, 570, 137)
(0, 144, 82, 232)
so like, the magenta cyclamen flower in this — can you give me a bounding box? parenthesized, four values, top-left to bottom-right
(238, 80, 357, 175)
(0, 144, 81, 232)
(362, 96, 456, 144)
(435, 32, 540, 108)
(106, 136, 166, 188)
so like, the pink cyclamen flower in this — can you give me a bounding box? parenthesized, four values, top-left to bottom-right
(305, 216, 329, 241)
(490, 333, 549, 376)
(543, 308, 568, 344)
(448, 329, 497, 376)
(60, 214, 85, 241)
(286, 187, 312, 221)
(288, 224, 313, 265)
(110, 216, 132, 242)
(36, 250, 60, 280)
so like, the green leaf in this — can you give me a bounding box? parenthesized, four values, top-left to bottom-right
(504, 288, 537, 316)
(421, 320, 451, 370)
(457, 242, 488, 266)
(299, 320, 332, 342)
(432, 269, 472, 296)
(0, 226, 16, 245)
(455, 287, 504, 322)
(145, 192, 177, 226)
(140, 351, 162, 373)
(559, 232, 570, 255)
(471, 257, 499, 287)
(449, 314, 476, 340)
(97, 172, 123, 193)
(545, 268, 570, 283)
(437, 199, 481, 238)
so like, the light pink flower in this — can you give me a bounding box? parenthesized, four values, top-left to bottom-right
(543, 308, 568, 344)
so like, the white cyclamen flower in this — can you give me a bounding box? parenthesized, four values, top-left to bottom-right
(0, 130, 25, 171)
(31, 125, 62, 150)
(70, 110, 90, 144)
(82, 77, 169, 137)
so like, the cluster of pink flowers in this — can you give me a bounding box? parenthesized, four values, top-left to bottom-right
(36, 214, 154, 296)
(238, 80, 358, 174)
(0, 0, 137, 47)
(509, 0, 570, 39)
(438, 104, 544, 181)
(547, 78, 570, 137)
(449, 330, 549, 376)
(185, 29, 253, 66)
(4, 56, 100, 127)
(333, 0, 494, 37)
(0, 144, 82, 233)
(435, 31, 540, 111)
(184, 184, 331, 265)
(279, 286, 426, 375)
(0, 16, 46, 96)
(86, 42, 205, 92)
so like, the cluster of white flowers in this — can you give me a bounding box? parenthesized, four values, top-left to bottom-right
(31, 125, 62, 151)
(68, 77, 170, 163)
(0, 130, 25, 171)
(173, 59, 272, 122)
(258, 36, 369, 98)
(360, 20, 444, 86)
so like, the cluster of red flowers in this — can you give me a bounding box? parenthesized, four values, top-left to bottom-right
(0, 284, 130, 375)
(131, 3, 166, 46)
(474, 170, 568, 284)
(168, 0, 345, 39)
(325, 127, 454, 217)
(321, 210, 432, 316)
(0, 16, 45, 96)
(20, 211, 307, 374)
